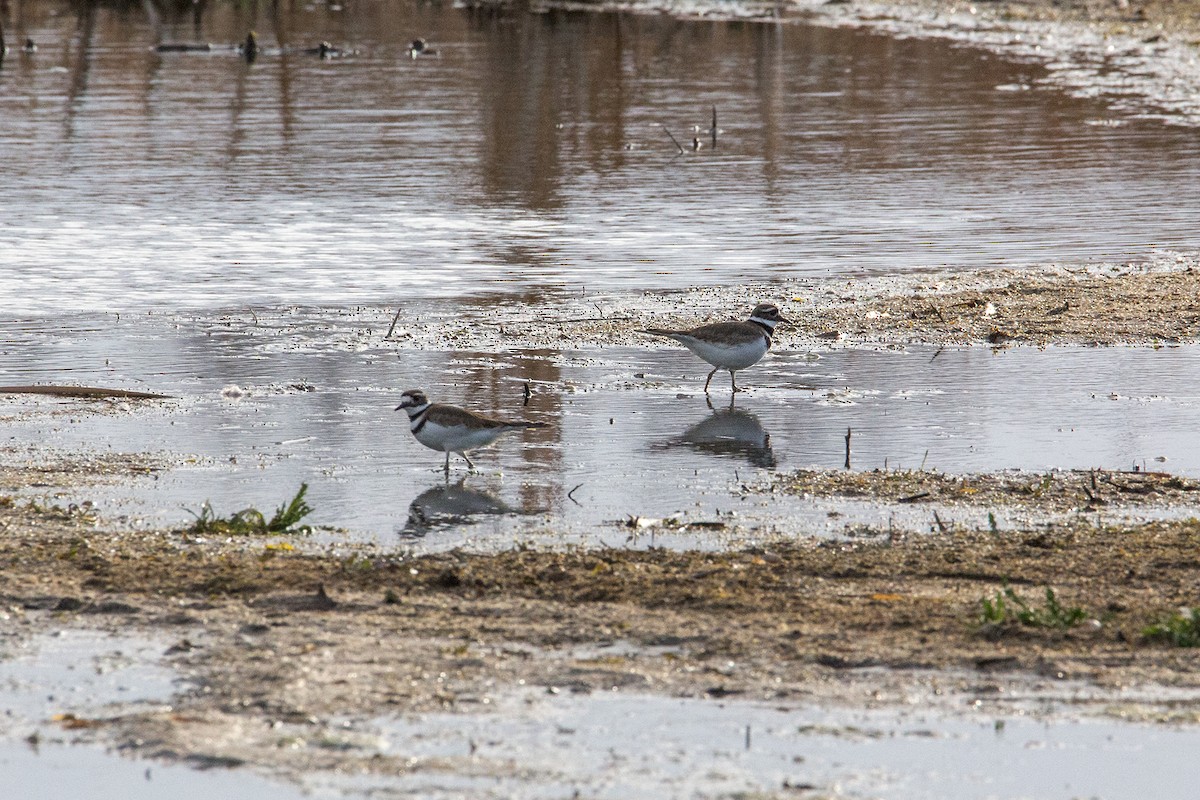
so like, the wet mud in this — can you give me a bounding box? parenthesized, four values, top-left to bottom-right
(378, 258, 1200, 351)
(5, 449, 1200, 785)
(766, 467, 1200, 513)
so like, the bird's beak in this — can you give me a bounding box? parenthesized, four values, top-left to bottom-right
(394, 403, 406, 411)
(778, 315, 793, 326)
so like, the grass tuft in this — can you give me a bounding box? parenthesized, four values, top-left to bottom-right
(186, 483, 314, 536)
(979, 584, 1086, 630)
(1143, 607, 1200, 647)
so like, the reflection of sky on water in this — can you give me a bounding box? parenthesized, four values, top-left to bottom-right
(372, 689, 1200, 800)
(2, 1, 1200, 314)
(2, 313, 1199, 547)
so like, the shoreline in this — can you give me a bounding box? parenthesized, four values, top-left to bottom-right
(360, 257, 1200, 351)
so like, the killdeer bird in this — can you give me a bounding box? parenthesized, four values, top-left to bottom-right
(640, 303, 790, 393)
(395, 389, 545, 472)
(408, 38, 438, 58)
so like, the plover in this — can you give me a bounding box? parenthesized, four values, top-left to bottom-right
(640, 302, 790, 393)
(395, 389, 545, 472)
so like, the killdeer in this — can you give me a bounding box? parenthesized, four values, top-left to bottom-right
(640, 303, 790, 393)
(395, 389, 545, 472)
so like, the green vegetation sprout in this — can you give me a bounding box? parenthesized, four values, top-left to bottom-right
(1143, 607, 1200, 647)
(979, 584, 1086, 630)
(185, 483, 314, 536)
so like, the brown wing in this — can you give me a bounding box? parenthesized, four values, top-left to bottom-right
(687, 321, 768, 345)
(430, 403, 544, 430)
(429, 403, 508, 431)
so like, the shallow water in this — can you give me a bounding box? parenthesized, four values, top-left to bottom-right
(2, 0, 1200, 315)
(3, 310, 1200, 546)
(0, 629, 307, 800)
(357, 688, 1200, 799)
(5, 630, 1199, 799)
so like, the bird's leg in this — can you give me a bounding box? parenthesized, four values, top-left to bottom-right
(730, 370, 741, 393)
(704, 366, 719, 393)
(443, 451, 451, 474)
(462, 452, 476, 471)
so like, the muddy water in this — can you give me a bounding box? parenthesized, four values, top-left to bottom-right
(3, 310, 1200, 546)
(2, 0, 1200, 316)
(0, 629, 303, 800)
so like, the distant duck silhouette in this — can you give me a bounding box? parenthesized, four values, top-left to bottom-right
(408, 38, 438, 59)
(303, 41, 343, 58)
(155, 30, 260, 57)
(241, 30, 259, 62)
(155, 42, 214, 53)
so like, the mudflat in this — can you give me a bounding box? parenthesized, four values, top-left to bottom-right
(6, 259, 1200, 780)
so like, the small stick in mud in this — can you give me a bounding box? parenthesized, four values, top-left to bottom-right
(932, 510, 948, 533)
(523, 381, 532, 406)
(662, 125, 685, 155)
(385, 307, 403, 338)
(844, 427, 852, 469)
(567, 483, 583, 506)
(711, 105, 718, 149)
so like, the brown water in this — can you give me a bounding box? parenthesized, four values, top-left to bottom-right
(2, 0, 1200, 315)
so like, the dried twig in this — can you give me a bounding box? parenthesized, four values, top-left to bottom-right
(0, 385, 171, 399)
(662, 125, 685, 155)
(385, 307, 403, 339)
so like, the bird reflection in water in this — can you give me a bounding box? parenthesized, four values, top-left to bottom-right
(400, 479, 517, 538)
(664, 396, 777, 469)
